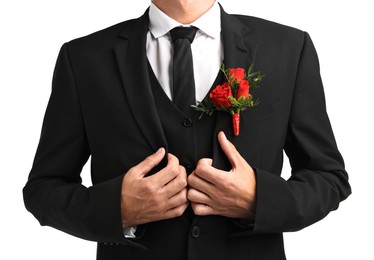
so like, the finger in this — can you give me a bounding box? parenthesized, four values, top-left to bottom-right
(132, 148, 166, 178)
(164, 202, 189, 219)
(217, 131, 240, 168)
(197, 158, 213, 167)
(188, 172, 215, 194)
(193, 159, 225, 185)
(166, 188, 188, 209)
(163, 166, 187, 198)
(163, 153, 182, 185)
(187, 188, 211, 204)
(148, 153, 182, 187)
(191, 202, 214, 216)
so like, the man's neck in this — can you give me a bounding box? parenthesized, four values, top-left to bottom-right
(151, 0, 216, 24)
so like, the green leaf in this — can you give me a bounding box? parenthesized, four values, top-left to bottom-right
(247, 63, 254, 77)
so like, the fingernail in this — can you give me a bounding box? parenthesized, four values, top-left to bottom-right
(221, 131, 227, 140)
(156, 147, 164, 154)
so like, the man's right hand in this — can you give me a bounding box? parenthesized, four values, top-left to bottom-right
(121, 148, 188, 227)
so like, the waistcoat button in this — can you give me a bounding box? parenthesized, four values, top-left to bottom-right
(191, 226, 200, 238)
(183, 118, 193, 127)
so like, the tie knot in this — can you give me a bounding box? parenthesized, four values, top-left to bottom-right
(170, 26, 197, 44)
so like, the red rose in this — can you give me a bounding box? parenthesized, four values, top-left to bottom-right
(210, 82, 233, 108)
(228, 68, 245, 83)
(236, 80, 250, 99)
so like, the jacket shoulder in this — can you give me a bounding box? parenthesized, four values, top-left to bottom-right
(66, 18, 137, 49)
(64, 8, 148, 55)
(234, 14, 303, 33)
(233, 14, 305, 42)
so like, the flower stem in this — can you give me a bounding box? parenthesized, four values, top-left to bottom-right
(232, 113, 240, 136)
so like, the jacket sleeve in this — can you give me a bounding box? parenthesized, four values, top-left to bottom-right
(251, 32, 351, 234)
(23, 43, 140, 248)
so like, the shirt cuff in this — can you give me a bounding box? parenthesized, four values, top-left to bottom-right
(123, 225, 137, 239)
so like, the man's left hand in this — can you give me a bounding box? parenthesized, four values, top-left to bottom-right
(187, 131, 256, 220)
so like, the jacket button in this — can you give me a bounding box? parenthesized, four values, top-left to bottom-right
(183, 118, 193, 127)
(191, 226, 200, 238)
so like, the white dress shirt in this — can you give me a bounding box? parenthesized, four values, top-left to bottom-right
(124, 1, 222, 238)
(147, 1, 223, 102)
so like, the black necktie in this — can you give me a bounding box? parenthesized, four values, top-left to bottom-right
(169, 26, 197, 113)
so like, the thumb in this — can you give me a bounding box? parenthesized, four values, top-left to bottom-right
(134, 147, 166, 178)
(217, 131, 240, 168)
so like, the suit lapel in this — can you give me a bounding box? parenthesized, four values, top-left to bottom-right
(221, 6, 255, 69)
(114, 11, 167, 152)
(212, 7, 257, 170)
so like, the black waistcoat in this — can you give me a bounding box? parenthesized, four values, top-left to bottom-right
(149, 63, 224, 175)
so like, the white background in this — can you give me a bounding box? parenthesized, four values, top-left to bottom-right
(1, 0, 373, 259)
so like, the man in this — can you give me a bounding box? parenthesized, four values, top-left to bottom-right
(23, 0, 351, 259)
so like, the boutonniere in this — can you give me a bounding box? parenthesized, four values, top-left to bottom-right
(192, 64, 265, 136)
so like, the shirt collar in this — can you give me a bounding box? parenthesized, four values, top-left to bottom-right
(148, 1, 221, 39)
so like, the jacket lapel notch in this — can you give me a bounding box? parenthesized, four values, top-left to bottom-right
(220, 5, 254, 69)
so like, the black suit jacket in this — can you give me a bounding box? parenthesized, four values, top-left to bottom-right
(23, 6, 351, 260)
